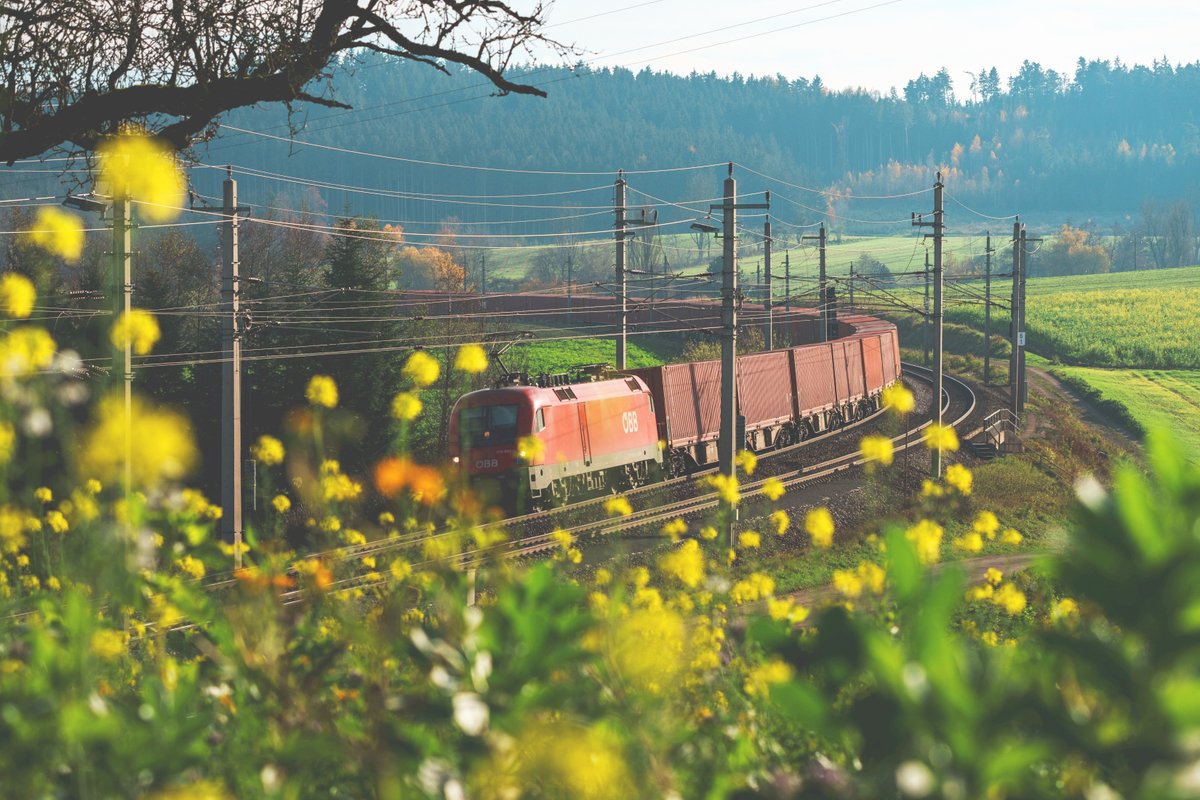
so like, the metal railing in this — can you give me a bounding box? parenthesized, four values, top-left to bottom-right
(982, 408, 1021, 449)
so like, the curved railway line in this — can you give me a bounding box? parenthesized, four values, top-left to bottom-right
(265, 363, 976, 603)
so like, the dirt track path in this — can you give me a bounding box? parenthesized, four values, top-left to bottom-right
(1023, 366, 1140, 452)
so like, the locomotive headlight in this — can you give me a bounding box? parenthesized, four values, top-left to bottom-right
(518, 449, 527, 458)
(452, 456, 460, 464)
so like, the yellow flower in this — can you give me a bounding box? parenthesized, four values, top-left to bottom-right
(1000, 528, 1023, 546)
(0, 272, 37, 317)
(882, 382, 916, 414)
(250, 434, 285, 466)
(0, 422, 13, 465)
(993, 582, 1027, 615)
(391, 391, 422, 421)
(661, 517, 687, 542)
(27, 207, 85, 263)
(378, 511, 395, 525)
(79, 394, 197, 490)
(738, 530, 761, 550)
(271, 494, 291, 513)
(944, 463, 973, 495)
(952, 532, 983, 553)
(735, 449, 758, 476)
(730, 572, 775, 604)
(905, 519, 944, 565)
(146, 779, 233, 800)
(110, 309, 161, 355)
(973, 511, 1001, 539)
(699, 525, 719, 540)
(594, 567, 612, 587)
(923, 423, 960, 453)
(966, 584, 994, 601)
(804, 507, 835, 549)
(97, 131, 186, 223)
(659, 539, 705, 588)
(1052, 597, 1080, 624)
(305, 375, 338, 408)
(858, 560, 886, 594)
(45, 510, 69, 534)
(980, 631, 999, 647)
(761, 477, 785, 501)
(769, 509, 790, 536)
(611, 606, 686, 693)
(833, 569, 864, 599)
(46, 576, 61, 591)
(454, 344, 489, 374)
(90, 629, 125, 661)
(175, 554, 206, 580)
(745, 658, 793, 696)
(0, 326, 56, 375)
(705, 473, 740, 506)
(604, 496, 632, 517)
(859, 434, 894, 467)
(85, 479, 102, 495)
(767, 597, 809, 624)
(921, 479, 945, 499)
(403, 351, 441, 387)
(985, 567, 1003, 586)
(390, 558, 412, 581)
(551, 529, 575, 549)
(33, 487, 51, 504)
(517, 435, 544, 462)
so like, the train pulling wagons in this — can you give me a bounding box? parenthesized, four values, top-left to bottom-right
(448, 313, 902, 511)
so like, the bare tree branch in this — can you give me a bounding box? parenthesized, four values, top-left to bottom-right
(0, 0, 567, 163)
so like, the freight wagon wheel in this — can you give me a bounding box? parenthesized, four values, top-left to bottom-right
(774, 425, 796, 450)
(666, 451, 688, 479)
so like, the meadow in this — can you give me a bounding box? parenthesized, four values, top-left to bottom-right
(1053, 367, 1200, 455)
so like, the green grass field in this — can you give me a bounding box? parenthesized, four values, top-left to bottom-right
(1052, 367, 1200, 455)
(503, 336, 678, 374)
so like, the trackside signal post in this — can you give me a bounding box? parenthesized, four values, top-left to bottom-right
(912, 174, 945, 478)
(1011, 220, 1021, 418)
(220, 169, 249, 568)
(763, 217, 773, 349)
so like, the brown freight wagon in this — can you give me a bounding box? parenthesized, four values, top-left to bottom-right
(629, 315, 902, 475)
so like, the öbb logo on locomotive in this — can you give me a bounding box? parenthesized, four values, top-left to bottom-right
(447, 311, 901, 512)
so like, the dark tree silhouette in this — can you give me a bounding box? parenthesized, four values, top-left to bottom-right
(0, 0, 565, 162)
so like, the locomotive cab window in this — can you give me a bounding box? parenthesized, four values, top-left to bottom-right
(459, 404, 520, 449)
(535, 408, 546, 432)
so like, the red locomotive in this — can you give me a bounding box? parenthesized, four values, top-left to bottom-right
(448, 313, 901, 510)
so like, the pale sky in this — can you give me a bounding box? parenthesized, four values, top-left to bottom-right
(536, 0, 1194, 94)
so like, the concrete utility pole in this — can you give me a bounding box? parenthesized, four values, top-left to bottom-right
(614, 171, 628, 369)
(983, 233, 993, 385)
(710, 164, 768, 545)
(220, 168, 244, 568)
(480, 252, 488, 295)
(1010, 219, 1021, 418)
(1018, 226, 1032, 414)
(923, 250, 931, 366)
(913, 174, 945, 477)
(763, 217, 773, 350)
(112, 196, 133, 492)
(802, 225, 828, 341)
(849, 260, 856, 310)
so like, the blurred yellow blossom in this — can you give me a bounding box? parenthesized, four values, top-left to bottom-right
(91, 629, 125, 661)
(833, 569, 864, 599)
(33, 487, 51, 504)
(858, 560, 886, 594)
(859, 434, 894, 467)
(804, 506, 835, 549)
(0, 422, 13, 465)
(1000, 528, 1023, 546)
(923, 423, 959, 453)
(661, 517, 687, 542)
(98, 132, 186, 222)
(883, 382, 916, 414)
(769, 509, 790, 536)
(517, 435, 544, 461)
(611, 607, 686, 693)
(79, 394, 197, 489)
(0, 272, 37, 317)
(952, 532, 983, 553)
(45, 510, 68, 534)
(767, 597, 809, 624)
(85, 479, 102, 495)
(0, 326, 56, 375)
(705, 473, 740, 506)
(403, 351, 440, 387)
(26, 207, 84, 262)
(966, 584, 994, 602)
(730, 572, 775, 604)
(271, 494, 291, 513)
(735, 449, 757, 475)
(390, 391, 422, 421)
(981, 631, 1000, 647)
(761, 476, 785, 501)
(699, 525, 718, 540)
(944, 463, 973, 495)
(604, 496, 632, 517)
(738, 530, 761, 549)
(175, 554, 206, 580)
(594, 567, 612, 587)
(745, 659, 793, 696)
(985, 567, 1004, 585)
(1052, 597, 1080, 624)
(905, 519, 944, 564)
(993, 582, 1027, 615)
(659, 539, 705, 588)
(111, 309, 161, 355)
(250, 434, 285, 466)
(305, 375, 338, 408)
(454, 344, 489, 374)
(974, 511, 1001, 539)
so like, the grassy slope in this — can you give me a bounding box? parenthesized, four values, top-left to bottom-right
(1053, 367, 1200, 455)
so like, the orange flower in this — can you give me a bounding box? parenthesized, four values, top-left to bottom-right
(375, 457, 446, 506)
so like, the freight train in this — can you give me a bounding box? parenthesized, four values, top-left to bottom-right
(448, 312, 902, 511)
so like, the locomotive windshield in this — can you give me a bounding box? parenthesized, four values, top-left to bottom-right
(458, 404, 520, 450)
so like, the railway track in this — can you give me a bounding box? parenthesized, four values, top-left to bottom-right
(285, 365, 975, 601)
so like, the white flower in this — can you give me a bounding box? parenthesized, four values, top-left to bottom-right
(452, 692, 489, 736)
(896, 761, 935, 797)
